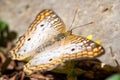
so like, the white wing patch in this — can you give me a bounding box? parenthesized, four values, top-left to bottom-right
(18, 20, 59, 56)
(9, 9, 66, 60)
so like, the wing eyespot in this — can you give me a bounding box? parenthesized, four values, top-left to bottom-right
(40, 24, 44, 27)
(49, 59, 52, 61)
(71, 48, 75, 51)
(24, 50, 26, 52)
(27, 38, 31, 41)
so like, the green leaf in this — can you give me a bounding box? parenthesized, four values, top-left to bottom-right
(106, 74, 120, 80)
(0, 21, 7, 32)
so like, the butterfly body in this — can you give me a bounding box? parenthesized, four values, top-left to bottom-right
(9, 9, 104, 74)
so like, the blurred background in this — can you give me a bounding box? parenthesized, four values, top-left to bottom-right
(0, 0, 120, 80)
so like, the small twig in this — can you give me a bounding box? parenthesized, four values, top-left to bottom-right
(1, 58, 11, 74)
(6, 41, 13, 53)
(20, 71, 25, 80)
(1, 41, 13, 74)
(109, 47, 120, 72)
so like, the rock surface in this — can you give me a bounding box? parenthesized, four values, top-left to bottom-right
(0, 0, 120, 66)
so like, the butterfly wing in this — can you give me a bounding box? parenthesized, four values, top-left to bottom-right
(9, 9, 66, 60)
(24, 34, 104, 74)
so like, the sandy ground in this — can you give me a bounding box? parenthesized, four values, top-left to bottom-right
(0, 0, 120, 66)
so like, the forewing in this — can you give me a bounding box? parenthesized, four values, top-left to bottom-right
(9, 9, 66, 60)
(24, 34, 104, 74)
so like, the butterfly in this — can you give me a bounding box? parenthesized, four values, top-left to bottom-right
(9, 9, 104, 74)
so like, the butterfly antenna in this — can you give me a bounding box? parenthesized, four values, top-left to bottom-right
(69, 8, 79, 30)
(71, 21, 94, 31)
(69, 8, 94, 33)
